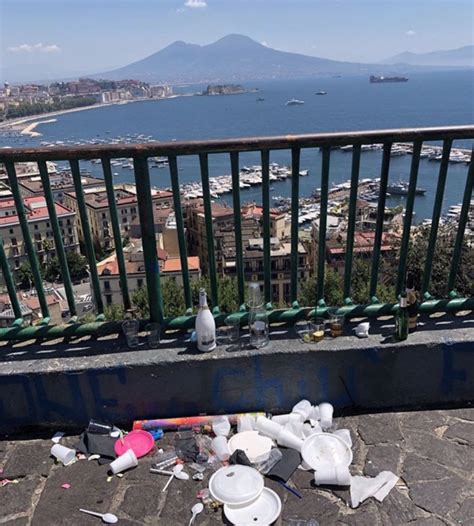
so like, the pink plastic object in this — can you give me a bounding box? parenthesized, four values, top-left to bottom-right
(114, 430, 155, 458)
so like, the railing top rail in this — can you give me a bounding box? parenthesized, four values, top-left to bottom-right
(1, 125, 473, 162)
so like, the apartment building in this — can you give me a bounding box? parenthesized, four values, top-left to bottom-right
(63, 184, 173, 249)
(0, 196, 79, 276)
(0, 161, 57, 181)
(96, 241, 201, 307)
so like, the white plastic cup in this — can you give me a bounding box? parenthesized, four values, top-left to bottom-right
(292, 399, 312, 419)
(276, 428, 304, 452)
(314, 464, 351, 486)
(271, 413, 292, 425)
(51, 444, 76, 465)
(319, 402, 334, 430)
(310, 405, 321, 421)
(211, 436, 230, 461)
(255, 416, 284, 439)
(334, 429, 352, 447)
(285, 419, 304, 438)
(212, 416, 231, 437)
(110, 449, 138, 474)
(237, 416, 255, 433)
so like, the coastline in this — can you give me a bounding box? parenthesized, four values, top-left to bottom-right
(0, 94, 189, 134)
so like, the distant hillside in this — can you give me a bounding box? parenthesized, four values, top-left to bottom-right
(383, 45, 474, 68)
(93, 34, 425, 84)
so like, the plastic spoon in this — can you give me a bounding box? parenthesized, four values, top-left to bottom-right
(79, 509, 118, 524)
(162, 464, 187, 492)
(189, 502, 204, 525)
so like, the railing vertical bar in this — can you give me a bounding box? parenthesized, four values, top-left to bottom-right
(261, 150, 272, 305)
(316, 147, 330, 304)
(69, 159, 104, 315)
(422, 140, 452, 296)
(369, 143, 392, 299)
(133, 156, 163, 322)
(168, 155, 192, 310)
(199, 153, 219, 309)
(0, 239, 23, 321)
(101, 158, 131, 311)
(343, 145, 361, 301)
(230, 152, 245, 306)
(447, 147, 474, 294)
(396, 140, 423, 295)
(38, 160, 77, 317)
(5, 161, 50, 321)
(290, 148, 301, 304)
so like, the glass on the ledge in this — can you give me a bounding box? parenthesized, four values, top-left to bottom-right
(327, 309, 345, 338)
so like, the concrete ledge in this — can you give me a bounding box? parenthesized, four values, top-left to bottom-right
(0, 314, 473, 434)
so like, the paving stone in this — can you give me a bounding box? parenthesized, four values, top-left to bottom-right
(282, 489, 344, 525)
(452, 498, 474, 525)
(3, 441, 52, 478)
(448, 408, 474, 422)
(358, 414, 403, 445)
(121, 484, 164, 523)
(339, 502, 383, 526)
(408, 518, 446, 525)
(376, 487, 427, 525)
(400, 411, 449, 433)
(2, 518, 30, 526)
(364, 445, 401, 477)
(409, 477, 465, 516)
(406, 431, 474, 474)
(444, 422, 474, 445)
(31, 458, 120, 526)
(402, 453, 455, 484)
(2, 477, 41, 517)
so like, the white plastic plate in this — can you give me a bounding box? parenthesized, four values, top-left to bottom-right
(228, 431, 274, 462)
(224, 487, 282, 525)
(301, 432, 353, 470)
(208, 465, 264, 506)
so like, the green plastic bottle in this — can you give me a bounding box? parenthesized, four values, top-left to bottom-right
(396, 292, 409, 341)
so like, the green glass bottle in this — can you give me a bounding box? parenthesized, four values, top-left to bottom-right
(396, 292, 409, 341)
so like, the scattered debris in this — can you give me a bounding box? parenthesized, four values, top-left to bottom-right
(61, 483, 71, 489)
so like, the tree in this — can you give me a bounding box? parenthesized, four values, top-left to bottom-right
(17, 261, 44, 290)
(299, 265, 344, 307)
(132, 286, 149, 319)
(105, 304, 124, 321)
(44, 251, 88, 283)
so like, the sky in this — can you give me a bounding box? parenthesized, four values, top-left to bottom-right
(1, 0, 473, 81)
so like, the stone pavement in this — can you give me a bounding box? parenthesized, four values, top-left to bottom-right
(1, 407, 473, 526)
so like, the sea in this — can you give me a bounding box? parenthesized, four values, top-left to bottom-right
(1, 70, 473, 220)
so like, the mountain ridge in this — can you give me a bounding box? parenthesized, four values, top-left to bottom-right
(382, 45, 473, 67)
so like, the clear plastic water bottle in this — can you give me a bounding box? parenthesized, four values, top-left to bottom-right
(248, 283, 269, 348)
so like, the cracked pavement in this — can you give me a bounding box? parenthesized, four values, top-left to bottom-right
(1, 407, 473, 525)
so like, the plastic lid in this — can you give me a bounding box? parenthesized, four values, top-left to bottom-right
(208, 465, 264, 506)
(224, 487, 282, 525)
(228, 431, 274, 462)
(301, 432, 353, 470)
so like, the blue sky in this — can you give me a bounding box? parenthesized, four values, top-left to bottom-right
(1, 0, 473, 81)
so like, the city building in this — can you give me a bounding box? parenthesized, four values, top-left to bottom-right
(130, 207, 180, 257)
(63, 184, 173, 249)
(0, 196, 79, 276)
(19, 173, 104, 205)
(0, 161, 57, 181)
(96, 241, 201, 307)
(241, 203, 291, 240)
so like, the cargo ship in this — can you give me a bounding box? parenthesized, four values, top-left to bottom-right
(370, 75, 408, 83)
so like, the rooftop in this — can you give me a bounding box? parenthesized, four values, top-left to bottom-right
(18, 174, 104, 193)
(0, 196, 74, 225)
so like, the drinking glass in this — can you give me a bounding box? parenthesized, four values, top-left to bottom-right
(145, 322, 160, 349)
(122, 319, 139, 348)
(216, 316, 240, 345)
(327, 309, 344, 338)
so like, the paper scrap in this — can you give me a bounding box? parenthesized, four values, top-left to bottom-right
(51, 432, 65, 444)
(61, 483, 71, 489)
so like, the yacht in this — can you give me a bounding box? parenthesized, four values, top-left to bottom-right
(315, 91, 327, 95)
(286, 99, 305, 106)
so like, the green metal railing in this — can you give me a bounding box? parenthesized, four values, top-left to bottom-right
(0, 125, 473, 342)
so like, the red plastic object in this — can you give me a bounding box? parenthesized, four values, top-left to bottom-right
(114, 430, 155, 458)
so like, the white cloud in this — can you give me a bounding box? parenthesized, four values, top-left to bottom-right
(406, 29, 416, 36)
(185, 0, 207, 7)
(8, 43, 61, 53)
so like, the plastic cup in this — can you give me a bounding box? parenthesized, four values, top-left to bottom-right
(327, 310, 344, 338)
(110, 449, 138, 474)
(211, 436, 230, 461)
(217, 316, 240, 345)
(292, 399, 312, 419)
(319, 403, 334, 430)
(271, 413, 291, 425)
(255, 416, 283, 439)
(212, 415, 231, 437)
(276, 428, 304, 451)
(314, 464, 351, 486)
(237, 416, 255, 433)
(51, 444, 76, 465)
(145, 323, 160, 348)
(122, 319, 139, 348)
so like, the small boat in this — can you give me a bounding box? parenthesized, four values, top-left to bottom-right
(316, 91, 327, 95)
(286, 99, 305, 106)
(256, 97, 265, 102)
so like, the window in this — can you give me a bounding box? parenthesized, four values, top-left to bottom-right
(106, 294, 113, 305)
(13, 247, 19, 257)
(68, 228, 72, 234)
(137, 278, 143, 288)
(122, 217, 127, 223)
(102, 213, 106, 219)
(59, 220, 63, 226)
(9, 229, 13, 235)
(34, 224, 38, 230)
(104, 281, 110, 291)
(46, 222, 50, 228)
(11, 237, 17, 246)
(67, 219, 71, 225)
(14, 259, 20, 269)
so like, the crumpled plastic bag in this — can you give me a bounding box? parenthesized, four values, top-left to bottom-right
(350, 471, 399, 508)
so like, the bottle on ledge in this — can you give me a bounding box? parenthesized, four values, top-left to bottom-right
(396, 291, 409, 341)
(196, 288, 216, 352)
(406, 275, 419, 332)
(248, 283, 269, 349)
